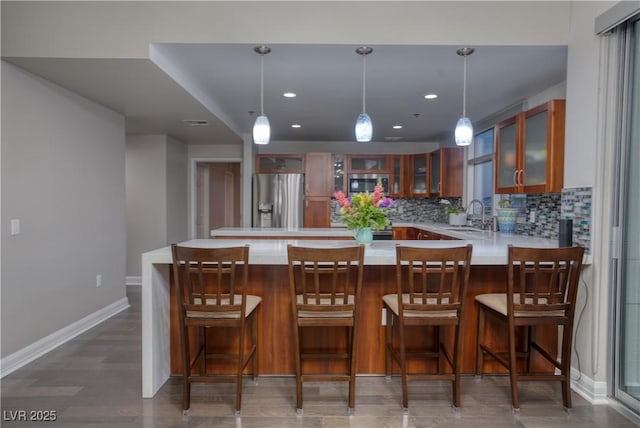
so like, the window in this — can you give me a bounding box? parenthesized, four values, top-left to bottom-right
(467, 128, 494, 218)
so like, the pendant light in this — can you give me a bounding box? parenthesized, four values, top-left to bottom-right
(454, 47, 475, 147)
(253, 45, 271, 145)
(355, 46, 373, 142)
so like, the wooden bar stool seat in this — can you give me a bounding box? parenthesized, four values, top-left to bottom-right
(475, 245, 584, 412)
(383, 244, 472, 410)
(287, 244, 365, 413)
(171, 244, 260, 416)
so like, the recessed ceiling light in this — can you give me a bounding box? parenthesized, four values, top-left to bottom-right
(182, 119, 209, 126)
(392, 125, 403, 130)
(291, 124, 302, 128)
(283, 92, 297, 98)
(424, 94, 438, 100)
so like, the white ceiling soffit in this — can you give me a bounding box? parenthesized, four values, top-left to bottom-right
(3, 57, 242, 145)
(149, 43, 568, 143)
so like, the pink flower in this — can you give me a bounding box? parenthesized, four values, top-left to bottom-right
(334, 191, 350, 208)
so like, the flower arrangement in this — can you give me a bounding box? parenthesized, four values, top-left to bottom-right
(334, 184, 395, 231)
(440, 199, 465, 216)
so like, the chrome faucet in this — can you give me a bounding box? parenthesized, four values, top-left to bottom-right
(466, 199, 486, 228)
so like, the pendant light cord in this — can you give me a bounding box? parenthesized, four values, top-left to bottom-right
(362, 54, 367, 114)
(260, 54, 265, 115)
(462, 55, 467, 117)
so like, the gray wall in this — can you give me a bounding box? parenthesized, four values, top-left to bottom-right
(125, 135, 168, 277)
(1, 61, 127, 357)
(125, 134, 188, 277)
(126, 135, 188, 277)
(165, 136, 188, 246)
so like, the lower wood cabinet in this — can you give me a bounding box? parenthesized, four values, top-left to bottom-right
(392, 226, 460, 240)
(304, 197, 331, 228)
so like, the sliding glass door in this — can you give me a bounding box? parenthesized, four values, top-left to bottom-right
(615, 17, 640, 413)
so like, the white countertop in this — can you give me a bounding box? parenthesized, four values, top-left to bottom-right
(211, 227, 352, 238)
(169, 222, 569, 266)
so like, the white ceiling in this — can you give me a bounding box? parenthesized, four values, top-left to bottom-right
(5, 43, 567, 145)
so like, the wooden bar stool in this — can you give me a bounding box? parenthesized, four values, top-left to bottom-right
(475, 245, 584, 412)
(383, 244, 472, 410)
(171, 244, 261, 416)
(287, 244, 365, 413)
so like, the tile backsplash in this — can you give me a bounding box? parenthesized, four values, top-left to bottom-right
(331, 187, 592, 252)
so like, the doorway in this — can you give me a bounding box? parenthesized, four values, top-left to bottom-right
(194, 161, 241, 239)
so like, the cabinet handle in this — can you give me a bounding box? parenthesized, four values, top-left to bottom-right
(438, 182, 441, 193)
(513, 170, 518, 187)
(518, 169, 525, 187)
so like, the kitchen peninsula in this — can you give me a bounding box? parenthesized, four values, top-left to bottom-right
(141, 225, 585, 398)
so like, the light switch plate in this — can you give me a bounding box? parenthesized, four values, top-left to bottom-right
(10, 219, 20, 235)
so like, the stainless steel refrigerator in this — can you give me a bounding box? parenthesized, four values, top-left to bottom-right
(253, 173, 305, 228)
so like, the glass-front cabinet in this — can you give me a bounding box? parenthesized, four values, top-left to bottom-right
(495, 116, 519, 193)
(523, 104, 552, 188)
(495, 99, 565, 194)
(256, 154, 304, 173)
(410, 154, 429, 196)
(333, 154, 345, 193)
(429, 151, 441, 195)
(348, 155, 388, 173)
(389, 155, 405, 197)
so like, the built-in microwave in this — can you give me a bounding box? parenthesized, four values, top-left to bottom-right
(348, 174, 390, 195)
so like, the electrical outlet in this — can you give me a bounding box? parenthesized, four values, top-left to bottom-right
(529, 209, 536, 223)
(96, 274, 102, 287)
(381, 308, 387, 326)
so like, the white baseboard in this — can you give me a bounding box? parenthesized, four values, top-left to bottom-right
(126, 276, 142, 286)
(571, 367, 609, 404)
(0, 297, 130, 378)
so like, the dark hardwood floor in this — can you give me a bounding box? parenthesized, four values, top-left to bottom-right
(1, 285, 637, 427)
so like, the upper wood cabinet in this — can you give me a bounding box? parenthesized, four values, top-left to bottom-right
(429, 147, 463, 197)
(409, 154, 429, 197)
(407, 148, 462, 198)
(255, 154, 304, 173)
(389, 155, 408, 197)
(495, 99, 566, 194)
(304, 152, 332, 228)
(347, 155, 389, 173)
(304, 152, 333, 197)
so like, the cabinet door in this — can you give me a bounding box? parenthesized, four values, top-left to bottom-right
(495, 115, 521, 194)
(521, 99, 565, 193)
(426, 148, 463, 198)
(389, 155, 407, 197)
(333, 154, 346, 194)
(348, 155, 389, 173)
(256, 154, 304, 173)
(429, 151, 441, 195)
(304, 197, 331, 228)
(438, 148, 463, 197)
(410, 154, 429, 196)
(392, 226, 409, 240)
(304, 152, 332, 197)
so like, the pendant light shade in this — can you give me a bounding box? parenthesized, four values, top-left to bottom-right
(355, 113, 372, 142)
(253, 45, 271, 145)
(454, 47, 475, 147)
(454, 117, 473, 146)
(253, 115, 270, 145)
(355, 47, 373, 142)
